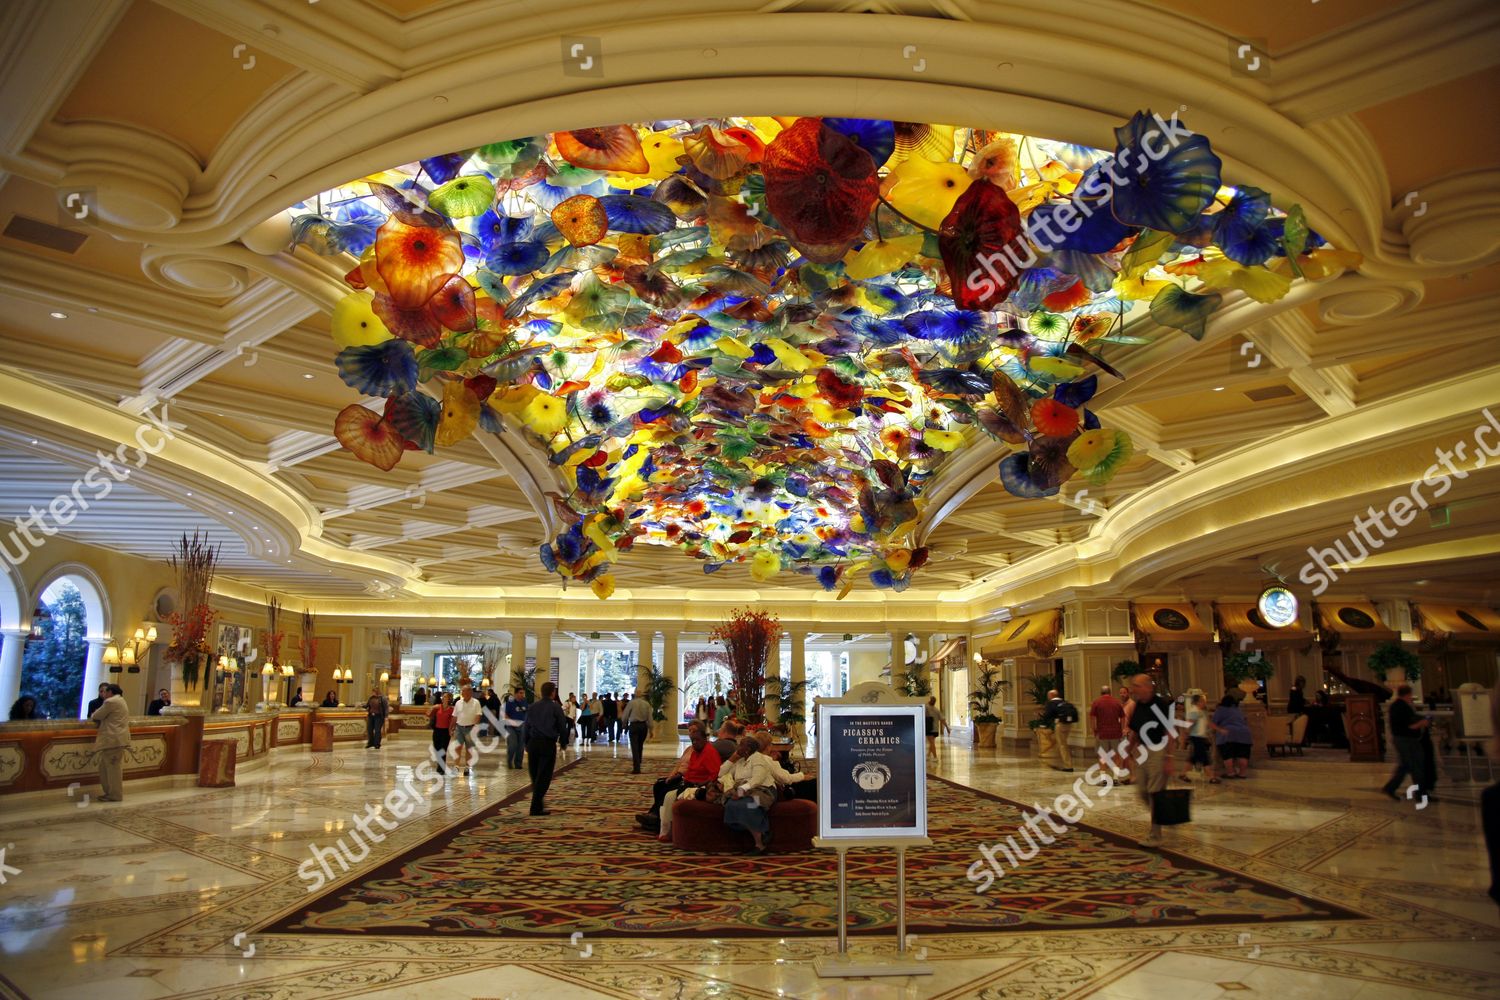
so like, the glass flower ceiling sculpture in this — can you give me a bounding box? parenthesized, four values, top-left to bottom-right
(293, 114, 1358, 598)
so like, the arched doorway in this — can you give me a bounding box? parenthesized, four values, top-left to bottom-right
(24, 565, 109, 718)
(682, 652, 732, 722)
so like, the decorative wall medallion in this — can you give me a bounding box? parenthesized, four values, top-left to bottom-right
(1258, 586, 1299, 628)
(1337, 607, 1376, 629)
(1153, 608, 1190, 631)
(1457, 610, 1488, 631)
(0, 746, 23, 785)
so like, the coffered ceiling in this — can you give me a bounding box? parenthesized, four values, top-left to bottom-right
(1, 0, 1497, 620)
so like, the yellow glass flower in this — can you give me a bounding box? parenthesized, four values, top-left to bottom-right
(923, 428, 963, 451)
(590, 574, 616, 600)
(844, 234, 926, 280)
(880, 158, 971, 231)
(434, 380, 480, 447)
(520, 393, 569, 436)
(749, 549, 781, 582)
(331, 292, 393, 349)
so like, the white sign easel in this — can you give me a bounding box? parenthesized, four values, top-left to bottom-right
(813, 681, 932, 978)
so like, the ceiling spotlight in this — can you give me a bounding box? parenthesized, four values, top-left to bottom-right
(186, 491, 192, 496)
(302, 373, 315, 380)
(1212, 386, 1224, 392)
(29, 439, 37, 445)
(49, 311, 67, 319)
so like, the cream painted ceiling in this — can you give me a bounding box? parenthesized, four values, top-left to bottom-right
(0, 0, 1497, 618)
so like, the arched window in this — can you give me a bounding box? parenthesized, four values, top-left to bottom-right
(20, 581, 89, 720)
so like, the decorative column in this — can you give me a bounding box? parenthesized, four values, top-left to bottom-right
(513, 631, 531, 690)
(662, 628, 681, 731)
(79, 638, 109, 718)
(534, 628, 552, 692)
(788, 627, 807, 738)
(0, 626, 27, 711)
(890, 629, 907, 690)
(636, 628, 653, 694)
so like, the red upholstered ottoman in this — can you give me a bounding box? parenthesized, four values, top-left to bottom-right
(671, 796, 818, 853)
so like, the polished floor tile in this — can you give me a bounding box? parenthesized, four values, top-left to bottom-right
(0, 734, 1495, 999)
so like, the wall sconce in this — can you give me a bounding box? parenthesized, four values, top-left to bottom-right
(380, 670, 390, 684)
(103, 625, 158, 674)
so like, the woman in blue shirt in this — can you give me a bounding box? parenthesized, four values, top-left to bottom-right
(1211, 694, 1253, 779)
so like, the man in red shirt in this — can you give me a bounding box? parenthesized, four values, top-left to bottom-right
(637, 721, 722, 835)
(1090, 684, 1129, 781)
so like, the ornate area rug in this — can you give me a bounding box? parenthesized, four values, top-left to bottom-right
(264, 755, 1358, 939)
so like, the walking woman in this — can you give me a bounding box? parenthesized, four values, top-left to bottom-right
(579, 692, 595, 743)
(564, 693, 580, 748)
(429, 691, 454, 775)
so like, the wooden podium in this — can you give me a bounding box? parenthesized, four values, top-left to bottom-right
(1345, 695, 1381, 762)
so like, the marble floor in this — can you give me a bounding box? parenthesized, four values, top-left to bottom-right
(0, 732, 1496, 1000)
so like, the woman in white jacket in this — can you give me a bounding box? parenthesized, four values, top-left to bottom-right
(718, 735, 805, 853)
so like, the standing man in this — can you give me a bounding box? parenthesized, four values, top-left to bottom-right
(147, 688, 172, 716)
(364, 684, 389, 749)
(601, 692, 618, 743)
(1038, 689, 1079, 771)
(1090, 685, 1127, 781)
(521, 681, 568, 816)
(90, 683, 130, 802)
(452, 683, 484, 776)
(1383, 684, 1437, 802)
(1123, 673, 1177, 847)
(622, 688, 653, 773)
(504, 685, 528, 769)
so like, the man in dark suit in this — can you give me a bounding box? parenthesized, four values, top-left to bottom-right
(600, 693, 617, 742)
(1382, 684, 1436, 801)
(521, 681, 568, 816)
(85, 682, 110, 718)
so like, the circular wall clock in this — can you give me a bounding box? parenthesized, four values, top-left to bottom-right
(1258, 586, 1299, 629)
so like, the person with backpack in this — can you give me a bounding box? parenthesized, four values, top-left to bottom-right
(1039, 689, 1080, 771)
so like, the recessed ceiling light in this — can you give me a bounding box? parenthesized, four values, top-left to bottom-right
(302, 373, 314, 380)
(1212, 386, 1224, 391)
(226, 509, 234, 514)
(49, 311, 67, 319)
(185, 491, 192, 496)
(29, 439, 37, 445)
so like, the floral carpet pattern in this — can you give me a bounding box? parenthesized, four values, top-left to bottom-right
(266, 755, 1357, 939)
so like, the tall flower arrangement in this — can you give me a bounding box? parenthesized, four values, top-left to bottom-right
(264, 597, 284, 667)
(710, 609, 782, 724)
(385, 628, 407, 683)
(299, 609, 318, 673)
(166, 531, 220, 689)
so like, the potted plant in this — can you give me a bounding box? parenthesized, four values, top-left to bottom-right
(1223, 649, 1273, 698)
(1111, 659, 1140, 684)
(898, 661, 932, 699)
(1369, 641, 1422, 686)
(764, 675, 809, 732)
(1023, 673, 1058, 756)
(644, 663, 676, 738)
(967, 665, 1008, 748)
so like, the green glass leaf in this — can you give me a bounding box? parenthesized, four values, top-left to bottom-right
(1149, 284, 1222, 341)
(421, 346, 469, 371)
(1119, 229, 1173, 281)
(428, 175, 495, 218)
(1281, 204, 1309, 279)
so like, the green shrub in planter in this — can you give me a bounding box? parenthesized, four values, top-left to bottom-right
(1111, 660, 1140, 682)
(1223, 650, 1274, 683)
(1368, 641, 1422, 682)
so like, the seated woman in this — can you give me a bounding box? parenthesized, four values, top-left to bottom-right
(321, 690, 339, 707)
(718, 735, 805, 853)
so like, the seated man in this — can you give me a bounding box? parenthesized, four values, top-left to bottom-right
(712, 718, 745, 761)
(637, 721, 722, 833)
